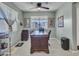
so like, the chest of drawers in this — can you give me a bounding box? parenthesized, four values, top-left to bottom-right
(30, 35, 49, 54)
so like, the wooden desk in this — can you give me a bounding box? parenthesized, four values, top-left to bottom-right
(30, 31, 49, 54)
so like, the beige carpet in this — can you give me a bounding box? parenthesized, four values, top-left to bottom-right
(11, 38, 79, 56)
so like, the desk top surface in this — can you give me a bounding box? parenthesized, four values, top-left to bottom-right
(30, 30, 48, 35)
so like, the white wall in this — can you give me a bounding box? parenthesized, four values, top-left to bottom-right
(24, 11, 55, 18)
(76, 3, 79, 46)
(72, 3, 77, 50)
(23, 11, 56, 38)
(56, 3, 72, 39)
(1, 2, 23, 46)
(55, 3, 77, 50)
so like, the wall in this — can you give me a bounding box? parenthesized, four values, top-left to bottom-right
(23, 11, 55, 18)
(23, 11, 56, 38)
(55, 3, 77, 50)
(72, 3, 77, 50)
(56, 3, 72, 40)
(76, 3, 79, 46)
(1, 2, 23, 46)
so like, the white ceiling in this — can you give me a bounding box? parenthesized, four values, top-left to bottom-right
(12, 2, 65, 12)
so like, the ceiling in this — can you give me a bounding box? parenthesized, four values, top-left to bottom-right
(12, 2, 66, 12)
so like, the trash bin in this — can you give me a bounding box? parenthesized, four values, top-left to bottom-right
(61, 37, 69, 50)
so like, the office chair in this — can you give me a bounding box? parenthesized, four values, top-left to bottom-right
(48, 30, 51, 46)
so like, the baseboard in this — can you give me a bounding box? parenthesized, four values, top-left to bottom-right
(70, 50, 79, 53)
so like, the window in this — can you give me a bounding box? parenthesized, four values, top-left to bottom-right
(31, 16, 48, 30)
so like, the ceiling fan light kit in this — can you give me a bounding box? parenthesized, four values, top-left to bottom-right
(30, 2, 49, 11)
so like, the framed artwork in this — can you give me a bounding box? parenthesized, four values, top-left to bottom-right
(58, 16, 64, 27)
(24, 18, 30, 28)
(48, 18, 55, 28)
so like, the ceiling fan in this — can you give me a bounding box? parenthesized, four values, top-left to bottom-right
(30, 3, 49, 10)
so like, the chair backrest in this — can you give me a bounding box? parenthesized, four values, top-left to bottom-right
(48, 30, 51, 40)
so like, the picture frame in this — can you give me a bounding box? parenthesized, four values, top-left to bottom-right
(58, 16, 64, 27)
(48, 18, 55, 28)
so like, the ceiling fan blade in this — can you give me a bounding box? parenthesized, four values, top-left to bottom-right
(41, 7, 49, 9)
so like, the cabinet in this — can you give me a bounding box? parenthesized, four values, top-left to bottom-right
(21, 30, 28, 41)
(31, 35, 49, 54)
